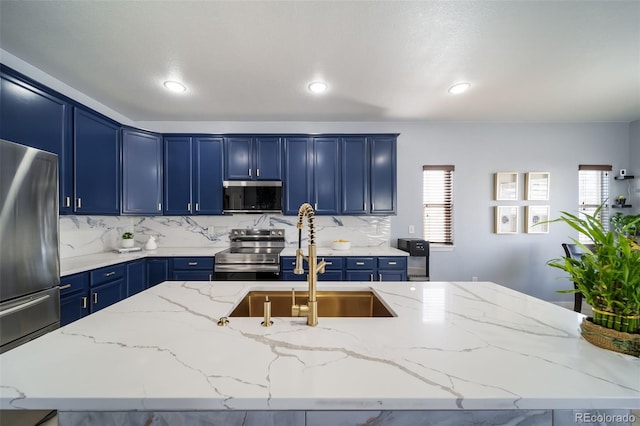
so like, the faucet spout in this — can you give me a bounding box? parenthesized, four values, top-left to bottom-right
(291, 203, 325, 326)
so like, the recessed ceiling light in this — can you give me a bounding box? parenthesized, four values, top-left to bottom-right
(448, 82, 470, 95)
(308, 81, 328, 94)
(163, 80, 187, 93)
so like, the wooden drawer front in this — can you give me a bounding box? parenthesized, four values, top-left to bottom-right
(346, 257, 375, 270)
(90, 263, 126, 286)
(320, 257, 343, 270)
(378, 257, 407, 270)
(173, 257, 214, 270)
(59, 272, 89, 296)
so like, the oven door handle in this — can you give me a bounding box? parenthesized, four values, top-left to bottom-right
(214, 264, 280, 273)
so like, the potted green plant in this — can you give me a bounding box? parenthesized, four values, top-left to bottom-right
(611, 212, 640, 240)
(121, 231, 134, 248)
(546, 204, 640, 356)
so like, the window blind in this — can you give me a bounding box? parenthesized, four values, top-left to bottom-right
(423, 165, 454, 245)
(578, 165, 611, 242)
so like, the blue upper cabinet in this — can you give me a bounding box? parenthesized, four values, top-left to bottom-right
(224, 136, 282, 180)
(73, 107, 120, 215)
(164, 135, 223, 215)
(369, 136, 397, 214)
(163, 136, 192, 215)
(0, 67, 73, 214)
(283, 137, 311, 215)
(122, 128, 163, 215)
(254, 136, 282, 180)
(341, 135, 397, 215)
(312, 137, 340, 215)
(341, 136, 368, 214)
(193, 136, 223, 214)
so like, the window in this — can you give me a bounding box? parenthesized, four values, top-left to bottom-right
(423, 165, 454, 245)
(578, 164, 611, 243)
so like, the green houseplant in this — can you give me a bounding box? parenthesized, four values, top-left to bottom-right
(547, 204, 640, 334)
(121, 231, 134, 248)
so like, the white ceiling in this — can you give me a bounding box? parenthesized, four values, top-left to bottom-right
(1, 1, 639, 123)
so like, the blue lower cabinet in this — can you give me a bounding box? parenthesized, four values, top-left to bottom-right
(89, 264, 125, 313)
(147, 258, 169, 287)
(377, 257, 407, 281)
(281, 256, 344, 281)
(345, 270, 376, 281)
(344, 256, 407, 282)
(59, 272, 90, 326)
(171, 257, 214, 281)
(126, 259, 147, 296)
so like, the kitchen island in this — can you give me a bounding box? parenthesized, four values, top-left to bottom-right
(1, 280, 638, 426)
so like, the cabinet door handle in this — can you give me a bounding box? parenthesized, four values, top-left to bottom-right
(93, 293, 98, 304)
(256, 168, 260, 177)
(82, 297, 87, 309)
(59, 284, 72, 290)
(65, 197, 71, 207)
(76, 198, 82, 209)
(188, 262, 198, 266)
(104, 271, 115, 277)
(187, 203, 191, 211)
(208, 274, 212, 281)
(379, 274, 383, 282)
(248, 168, 252, 177)
(370, 274, 374, 281)
(195, 203, 199, 212)
(158, 203, 162, 211)
(388, 262, 397, 265)
(356, 262, 365, 266)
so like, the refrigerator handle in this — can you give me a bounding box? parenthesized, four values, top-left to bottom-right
(0, 295, 51, 318)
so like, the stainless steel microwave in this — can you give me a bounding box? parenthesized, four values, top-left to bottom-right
(222, 181, 283, 213)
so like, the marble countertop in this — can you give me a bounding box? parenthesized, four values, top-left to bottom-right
(1, 280, 638, 412)
(60, 247, 408, 276)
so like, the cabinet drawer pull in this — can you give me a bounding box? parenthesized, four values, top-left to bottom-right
(104, 271, 116, 277)
(325, 261, 333, 265)
(388, 261, 397, 265)
(356, 262, 365, 266)
(93, 293, 98, 304)
(82, 297, 87, 309)
(188, 262, 198, 266)
(59, 284, 72, 290)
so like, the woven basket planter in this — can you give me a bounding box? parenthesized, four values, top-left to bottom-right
(581, 318, 640, 357)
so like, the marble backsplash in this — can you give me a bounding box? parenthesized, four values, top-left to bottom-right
(59, 214, 391, 259)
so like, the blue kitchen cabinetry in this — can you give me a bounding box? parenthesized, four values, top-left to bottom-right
(341, 135, 397, 215)
(73, 107, 120, 214)
(280, 256, 344, 281)
(164, 136, 223, 215)
(171, 257, 214, 281)
(224, 136, 281, 180)
(90, 264, 126, 313)
(282, 137, 339, 215)
(0, 67, 73, 214)
(147, 258, 170, 287)
(345, 256, 407, 281)
(126, 259, 147, 297)
(59, 272, 90, 326)
(122, 127, 163, 215)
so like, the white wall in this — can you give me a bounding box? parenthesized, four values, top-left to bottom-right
(629, 120, 640, 214)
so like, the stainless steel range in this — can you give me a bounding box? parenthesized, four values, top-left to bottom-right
(214, 229, 285, 280)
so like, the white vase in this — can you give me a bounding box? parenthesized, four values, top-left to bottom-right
(121, 239, 134, 248)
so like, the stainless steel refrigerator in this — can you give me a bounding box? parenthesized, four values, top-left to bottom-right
(0, 139, 60, 354)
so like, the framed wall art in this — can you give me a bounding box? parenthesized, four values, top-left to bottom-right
(525, 205, 550, 234)
(525, 172, 550, 201)
(494, 172, 519, 200)
(494, 206, 519, 234)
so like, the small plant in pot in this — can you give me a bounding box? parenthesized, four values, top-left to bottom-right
(546, 204, 640, 356)
(121, 232, 135, 248)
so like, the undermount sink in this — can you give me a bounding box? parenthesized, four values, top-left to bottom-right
(229, 290, 395, 318)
